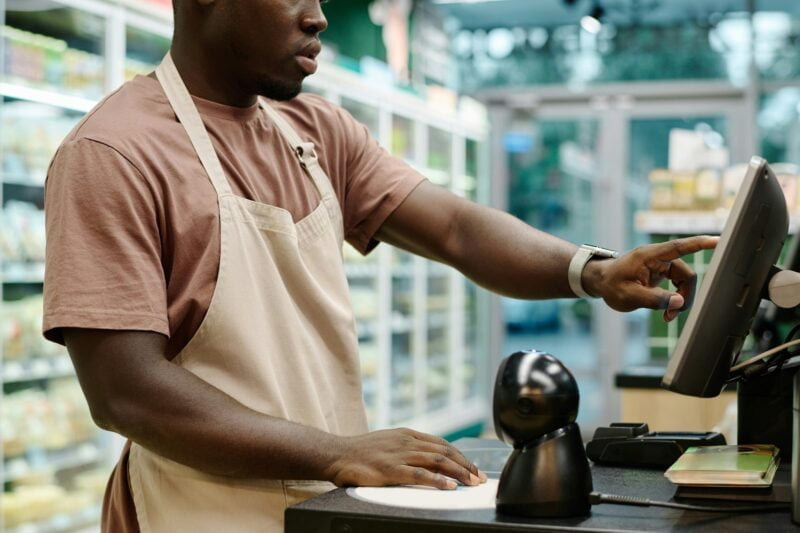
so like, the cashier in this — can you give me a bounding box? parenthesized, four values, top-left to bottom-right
(41, 1, 716, 532)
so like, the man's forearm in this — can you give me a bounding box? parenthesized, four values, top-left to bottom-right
(66, 328, 486, 490)
(113, 358, 340, 479)
(376, 182, 582, 300)
(447, 201, 579, 299)
(67, 329, 340, 481)
(379, 181, 716, 319)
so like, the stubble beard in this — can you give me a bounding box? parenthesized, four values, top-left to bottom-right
(257, 75, 303, 101)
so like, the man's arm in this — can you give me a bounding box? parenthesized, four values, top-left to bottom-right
(63, 328, 484, 488)
(376, 181, 717, 321)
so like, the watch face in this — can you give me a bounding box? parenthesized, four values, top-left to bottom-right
(585, 245, 617, 258)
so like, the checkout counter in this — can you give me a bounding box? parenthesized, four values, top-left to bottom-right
(285, 437, 796, 533)
(615, 367, 736, 433)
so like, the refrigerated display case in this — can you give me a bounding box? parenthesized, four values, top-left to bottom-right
(307, 66, 491, 436)
(1, 1, 490, 529)
(1, 1, 172, 531)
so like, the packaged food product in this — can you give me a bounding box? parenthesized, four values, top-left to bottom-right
(649, 169, 673, 210)
(672, 172, 696, 210)
(694, 169, 721, 211)
(721, 164, 748, 210)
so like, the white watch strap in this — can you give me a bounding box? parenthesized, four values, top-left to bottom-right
(568, 246, 596, 299)
(568, 245, 618, 299)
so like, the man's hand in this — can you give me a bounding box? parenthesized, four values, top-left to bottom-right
(583, 236, 719, 321)
(325, 428, 487, 490)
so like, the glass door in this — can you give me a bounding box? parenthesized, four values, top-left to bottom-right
(2, 3, 110, 531)
(624, 101, 746, 369)
(389, 114, 415, 424)
(462, 138, 484, 402)
(340, 97, 382, 426)
(125, 21, 171, 81)
(498, 94, 746, 432)
(502, 115, 603, 430)
(425, 126, 453, 413)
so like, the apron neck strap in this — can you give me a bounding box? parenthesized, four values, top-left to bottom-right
(260, 101, 344, 244)
(155, 52, 344, 244)
(155, 52, 233, 198)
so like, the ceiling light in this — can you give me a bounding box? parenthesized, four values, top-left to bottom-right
(581, 3, 605, 34)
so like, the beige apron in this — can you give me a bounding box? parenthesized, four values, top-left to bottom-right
(128, 53, 369, 532)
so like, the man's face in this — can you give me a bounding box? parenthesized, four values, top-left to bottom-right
(210, 0, 328, 101)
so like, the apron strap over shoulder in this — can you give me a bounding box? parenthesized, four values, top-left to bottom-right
(155, 53, 233, 198)
(155, 51, 344, 245)
(260, 101, 345, 246)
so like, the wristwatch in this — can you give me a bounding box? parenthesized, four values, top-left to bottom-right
(568, 244, 619, 299)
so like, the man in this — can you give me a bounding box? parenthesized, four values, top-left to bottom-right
(43, 1, 716, 531)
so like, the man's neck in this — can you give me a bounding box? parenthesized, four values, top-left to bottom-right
(168, 42, 257, 108)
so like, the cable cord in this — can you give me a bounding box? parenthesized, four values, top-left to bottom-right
(730, 338, 800, 372)
(590, 492, 789, 513)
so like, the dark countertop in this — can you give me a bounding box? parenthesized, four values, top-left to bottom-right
(286, 438, 797, 532)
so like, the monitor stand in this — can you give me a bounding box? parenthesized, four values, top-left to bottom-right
(793, 370, 800, 523)
(741, 266, 800, 523)
(738, 366, 794, 460)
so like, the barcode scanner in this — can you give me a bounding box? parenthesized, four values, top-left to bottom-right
(493, 350, 593, 517)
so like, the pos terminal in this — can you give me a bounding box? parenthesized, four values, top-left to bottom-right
(662, 156, 800, 524)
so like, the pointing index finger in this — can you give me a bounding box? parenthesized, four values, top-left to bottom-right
(648, 236, 719, 261)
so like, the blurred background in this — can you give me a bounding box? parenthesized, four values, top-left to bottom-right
(2, 0, 800, 530)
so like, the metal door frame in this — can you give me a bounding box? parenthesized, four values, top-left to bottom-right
(486, 84, 751, 425)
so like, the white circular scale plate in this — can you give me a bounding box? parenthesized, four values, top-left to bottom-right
(346, 478, 499, 510)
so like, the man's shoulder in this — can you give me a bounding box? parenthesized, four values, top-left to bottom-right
(63, 75, 177, 156)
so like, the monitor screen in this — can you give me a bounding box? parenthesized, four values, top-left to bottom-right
(662, 157, 790, 398)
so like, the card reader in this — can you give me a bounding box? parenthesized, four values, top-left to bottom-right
(586, 422, 726, 469)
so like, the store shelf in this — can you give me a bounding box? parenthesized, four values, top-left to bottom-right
(3, 355, 75, 384)
(390, 315, 413, 334)
(1, 5, 174, 533)
(390, 264, 414, 277)
(356, 319, 376, 340)
(398, 397, 488, 436)
(5, 504, 101, 533)
(3, 261, 46, 283)
(391, 355, 413, 372)
(4, 442, 100, 484)
(0, 82, 96, 113)
(635, 210, 800, 234)
(428, 262, 451, 277)
(311, 64, 489, 141)
(114, 0, 173, 19)
(2, 176, 45, 189)
(427, 312, 449, 329)
(344, 263, 379, 278)
(390, 405, 415, 423)
(2, 179, 45, 209)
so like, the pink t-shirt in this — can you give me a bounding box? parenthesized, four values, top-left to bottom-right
(43, 75, 425, 532)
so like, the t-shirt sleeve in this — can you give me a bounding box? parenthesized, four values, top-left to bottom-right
(43, 138, 169, 345)
(332, 105, 426, 255)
